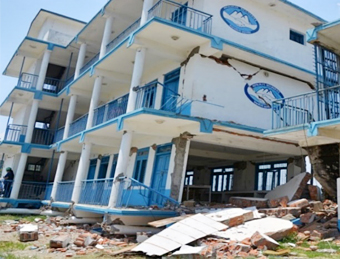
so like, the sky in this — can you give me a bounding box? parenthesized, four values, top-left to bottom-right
(0, 0, 340, 139)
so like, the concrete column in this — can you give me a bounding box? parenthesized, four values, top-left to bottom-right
(10, 153, 28, 199)
(106, 154, 114, 178)
(126, 48, 146, 112)
(63, 95, 77, 139)
(71, 143, 92, 203)
(108, 132, 133, 208)
(74, 43, 87, 78)
(50, 151, 68, 200)
(86, 76, 103, 129)
(99, 15, 114, 59)
(140, 0, 154, 26)
(24, 100, 39, 143)
(94, 158, 101, 179)
(36, 49, 52, 91)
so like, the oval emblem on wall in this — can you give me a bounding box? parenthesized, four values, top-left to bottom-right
(220, 6, 260, 34)
(244, 83, 284, 109)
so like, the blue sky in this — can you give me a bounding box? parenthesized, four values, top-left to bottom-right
(0, 0, 339, 139)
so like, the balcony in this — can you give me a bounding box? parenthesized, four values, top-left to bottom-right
(54, 127, 65, 143)
(148, 0, 213, 34)
(32, 128, 55, 145)
(1, 181, 49, 200)
(80, 53, 100, 75)
(93, 94, 129, 127)
(3, 124, 27, 143)
(78, 178, 113, 206)
(68, 114, 88, 138)
(18, 73, 67, 94)
(272, 85, 340, 130)
(55, 181, 74, 202)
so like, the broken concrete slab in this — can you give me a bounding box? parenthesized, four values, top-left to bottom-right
(172, 245, 205, 255)
(267, 196, 289, 208)
(18, 224, 38, 242)
(103, 224, 161, 235)
(214, 217, 293, 242)
(265, 172, 311, 201)
(148, 214, 192, 228)
(206, 208, 254, 227)
(229, 197, 268, 208)
(258, 207, 301, 218)
(250, 231, 279, 250)
(132, 214, 227, 256)
(50, 235, 71, 248)
(288, 198, 309, 208)
(309, 201, 324, 212)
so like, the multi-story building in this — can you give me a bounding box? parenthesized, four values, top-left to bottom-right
(0, 0, 326, 224)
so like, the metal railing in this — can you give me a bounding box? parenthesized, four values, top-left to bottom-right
(272, 85, 340, 129)
(78, 178, 113, 206)
(55, 181, 74, 202)
(93, 94, 129, 126)
(54, 127, 65, 143)
(148, 0, 213, 34)
(18, 181, 48, 200)
(68, 114, 88, 138)
(160, 94, 193, 113)
(44, 183, 53, 200)
(4, 124, 27, 142)
(17, 73, 68, 94)
(64, 74, 75, 87)
(135, 82, 158, 109)
(80, 53, 100, 74)
(116, 177, 179, 208)
(106, 18, 141, 54)
(32, 128, 55, 145)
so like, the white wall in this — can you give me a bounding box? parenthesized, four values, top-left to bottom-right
(198, 0, 315, 72)
(182, 54, 312, 129)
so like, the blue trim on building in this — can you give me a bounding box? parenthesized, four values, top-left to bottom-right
(51, 202, 72, 209)
(34, 91, 43, 100)
(307, 18, 340, 43)
(264, 124, 309, 136)
(278, 1, 326, 23)
(0, 198, 42, 208)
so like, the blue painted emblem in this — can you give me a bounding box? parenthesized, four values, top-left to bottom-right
(220, 6, 260, 34)
(244, 83, 284, 109)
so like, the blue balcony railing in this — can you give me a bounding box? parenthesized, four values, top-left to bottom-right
(18, 181, 48, 200)
(80, 53, 100, 75)
(106, 18, 141, 54)
(135, 82, 158, 109)
(78, 178, 113, 206)
(18, 73, 68, 94)
(55, 181, 74, 202)
(54, 127, 65, 143)
(32, 128, 55, 145)
(116, 177, 179, 208)
(93, 94, 129, 126)
(4, 124, 27, 142)
(272, 85, 340, 129)
(148, 0, 213, 34)
(44, 183, 53, 200)
(68, 114, 88, 138)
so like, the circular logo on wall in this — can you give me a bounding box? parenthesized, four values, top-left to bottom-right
(220, 6, 260, 34)
(244, 83, 284, 109)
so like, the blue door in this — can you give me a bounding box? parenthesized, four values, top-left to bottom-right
(161, 69, 180, 112)
(149, 145, 172, 206)
(87, 159, 97, 180)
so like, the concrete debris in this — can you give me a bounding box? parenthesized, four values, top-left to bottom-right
(18, 224, 39, 242)
(50, 235, 71, 248)
(172, 244, 205, 255)
(132, 214, 227, 256)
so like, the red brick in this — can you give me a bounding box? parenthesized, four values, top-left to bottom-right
(300, 213, 316, 224)
(308, 185, 318, 201)
(251, 231, 279, 250)
(230, 197, 268, 208)
(267, 196, 289, 208)
(288, 199, 309, 208)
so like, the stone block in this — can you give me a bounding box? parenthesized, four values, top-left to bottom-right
(309, 201, 324, 212)
(288, 199, 309, 208)
(251, 231, 279, 250)
(19, 224, 38, 242)
(229, 197, 268, 208)
(300, 213, 316, 224)
(50, 235, 71, 248)
(267, 196, 289, 208)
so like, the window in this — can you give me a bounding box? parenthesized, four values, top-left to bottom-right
(35, 122, 50, 129)
(27, 164, 42, 172)
(290, 30, 304, 45)
(184, 171, 194, 186)
(256, 162, 287, 191)
(211, 167, 234, 192)
(132, 148, 149, 183)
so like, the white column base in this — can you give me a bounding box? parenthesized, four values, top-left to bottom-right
(50, 151, 68, 200)
(71, 143, 92, 203)
(108, 132, 132, 208)
(10, 153, 28, 199)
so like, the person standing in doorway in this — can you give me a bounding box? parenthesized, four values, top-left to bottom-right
(3, 167, 14, 198)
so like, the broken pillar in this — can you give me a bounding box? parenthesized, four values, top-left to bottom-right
(170, 132, 191, 201)
(305, 143, 339, 200)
